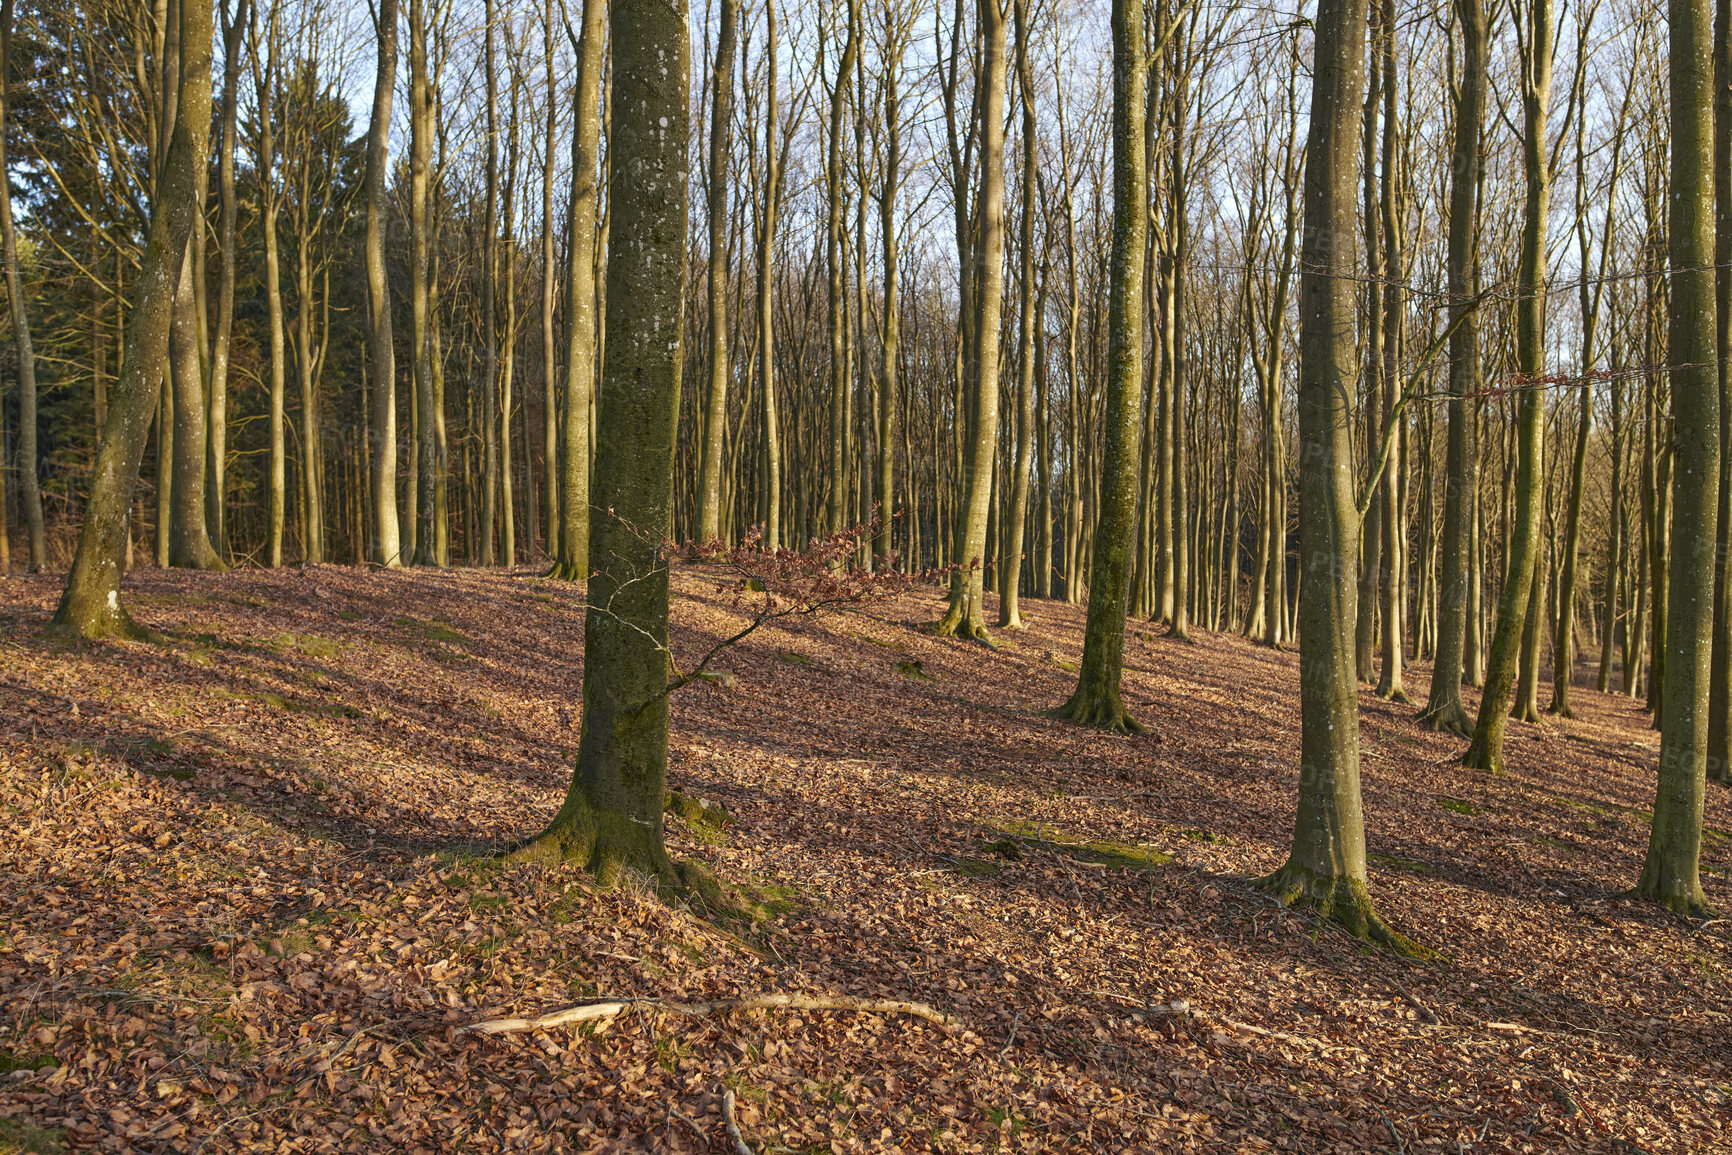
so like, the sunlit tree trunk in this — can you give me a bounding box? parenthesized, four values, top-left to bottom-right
(1259, 0, 1416, 954)
(1052, 0, 1144, 731)
(365, 0, 402, 567)
(52, 0, 212, 636)
(697, 0, 738, 544)
(1640, 0, 1718, 913)
(936, 0, 1007, 643)
(1464, 0, 1553, 773)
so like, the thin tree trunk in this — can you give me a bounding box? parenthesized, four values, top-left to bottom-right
(366, 0, 402, 567)
(1464, 0, 1553, 773)
(0, 0, 42, 570)
(697, 0, 738, 544)
(1052, 0, 1145, 731)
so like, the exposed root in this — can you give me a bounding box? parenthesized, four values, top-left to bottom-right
(1255, 861, 1432, 959)
(930, 608, 996, 648)
(1416, 701, 1472, 739)
(461, 991, 961, 1036)
(1049, 690, 1146, 736)
(544, 560, 589, 582)
(1376, 682, 1413, 705)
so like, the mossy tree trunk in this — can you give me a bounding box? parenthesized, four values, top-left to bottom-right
(520, 0, 689, 883)
(1639, 0, 1718, 915)
(1464, 0, 1552, 774)
(1051, 0, 1144, 734)
(53, 0, 212, 636)
(1259, 0, 1413, 953)
(1705, 0, 1732, 783)
(936, 0, 1007, 645)
(409, 0, 438, 565)
(1420, 0, 1485, 736)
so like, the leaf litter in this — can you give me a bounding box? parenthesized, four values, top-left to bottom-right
(0, 564, 1726, 1152)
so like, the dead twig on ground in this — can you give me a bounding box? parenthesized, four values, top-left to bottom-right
(461, 991, 959, 1035)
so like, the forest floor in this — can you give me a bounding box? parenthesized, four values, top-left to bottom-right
(0, 564, 1727, 1154)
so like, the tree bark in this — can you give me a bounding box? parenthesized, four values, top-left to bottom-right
(0, 0, 43, 570)
(935, 0, 1007, 643)
(697, 0, 738, 544)
(366, 0, 402, 567)
(1640, 0, 1718, 914)
(553, 0, 605, 580)
(1051, 0, 1144, 732)
(1258, 0, 1416, 954)
(516, 0, 691, 882)
(1464, 0, 1553, 773)
(53, 0, 213, 636)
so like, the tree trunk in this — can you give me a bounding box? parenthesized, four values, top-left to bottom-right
(696, 0, 737, 544)
(1259, 0, 1415, 954)
(552, 0, 606, 579)
(935, 0, 1007, 643)
(366, 0, 402, 567)
(1051, 0, 1145, 732)
(518, 0, 690, 882)
(1464, 0, 1553, 773)
(481, 0, 500, 566)
(53, 0, 213, 635)
(409, 0, 438, 564)
(0, 0, 42, 570)
(1639, 0, 1718, 914)
(1000, 0, 1037, 629)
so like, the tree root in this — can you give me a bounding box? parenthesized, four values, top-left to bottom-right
(1416, 700, 1472, 739)
(461, 991, 960, 1036)
(930, 612, 996, 648)
(1050, 690, 1146, 736)
(544, 560, 589, 582)
(1255, 862, 1432, 960)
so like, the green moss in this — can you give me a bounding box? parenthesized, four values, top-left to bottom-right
(1182, 830, 1225, 844)
(268, 632, 342, 659)
(0, 1116, 65, 1154)
(954, 858, 1002, 878)
(394, 616, 465, 644)
(993, 819, 1172, 869)
(777, 650, 810, 664)
(665, 790, 733, 832)
(0, 1051, 57, 1074)
(1367, 852, 1432, 872)
(896, 659, 937, 680)
(1437, 797, 1482, 816)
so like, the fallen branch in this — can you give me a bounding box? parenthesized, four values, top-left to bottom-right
(722, 1088, 754, 1155)
(461, 992, 959, 1035)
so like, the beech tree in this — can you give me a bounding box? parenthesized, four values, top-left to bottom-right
(517, 0, 691, 879)
(1258, 0, 1414, 951)
(52, 0, 215, 636)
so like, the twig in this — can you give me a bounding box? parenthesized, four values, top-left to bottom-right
(667, 1104, 708, 1143)
(999, 1010, 1020, 1058)
(1381, 1111, 1406, 1154)
(1391, 980, 1440, 1025)
(461, 991, 959, 1035)
(722, 1088, 755, 1155)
